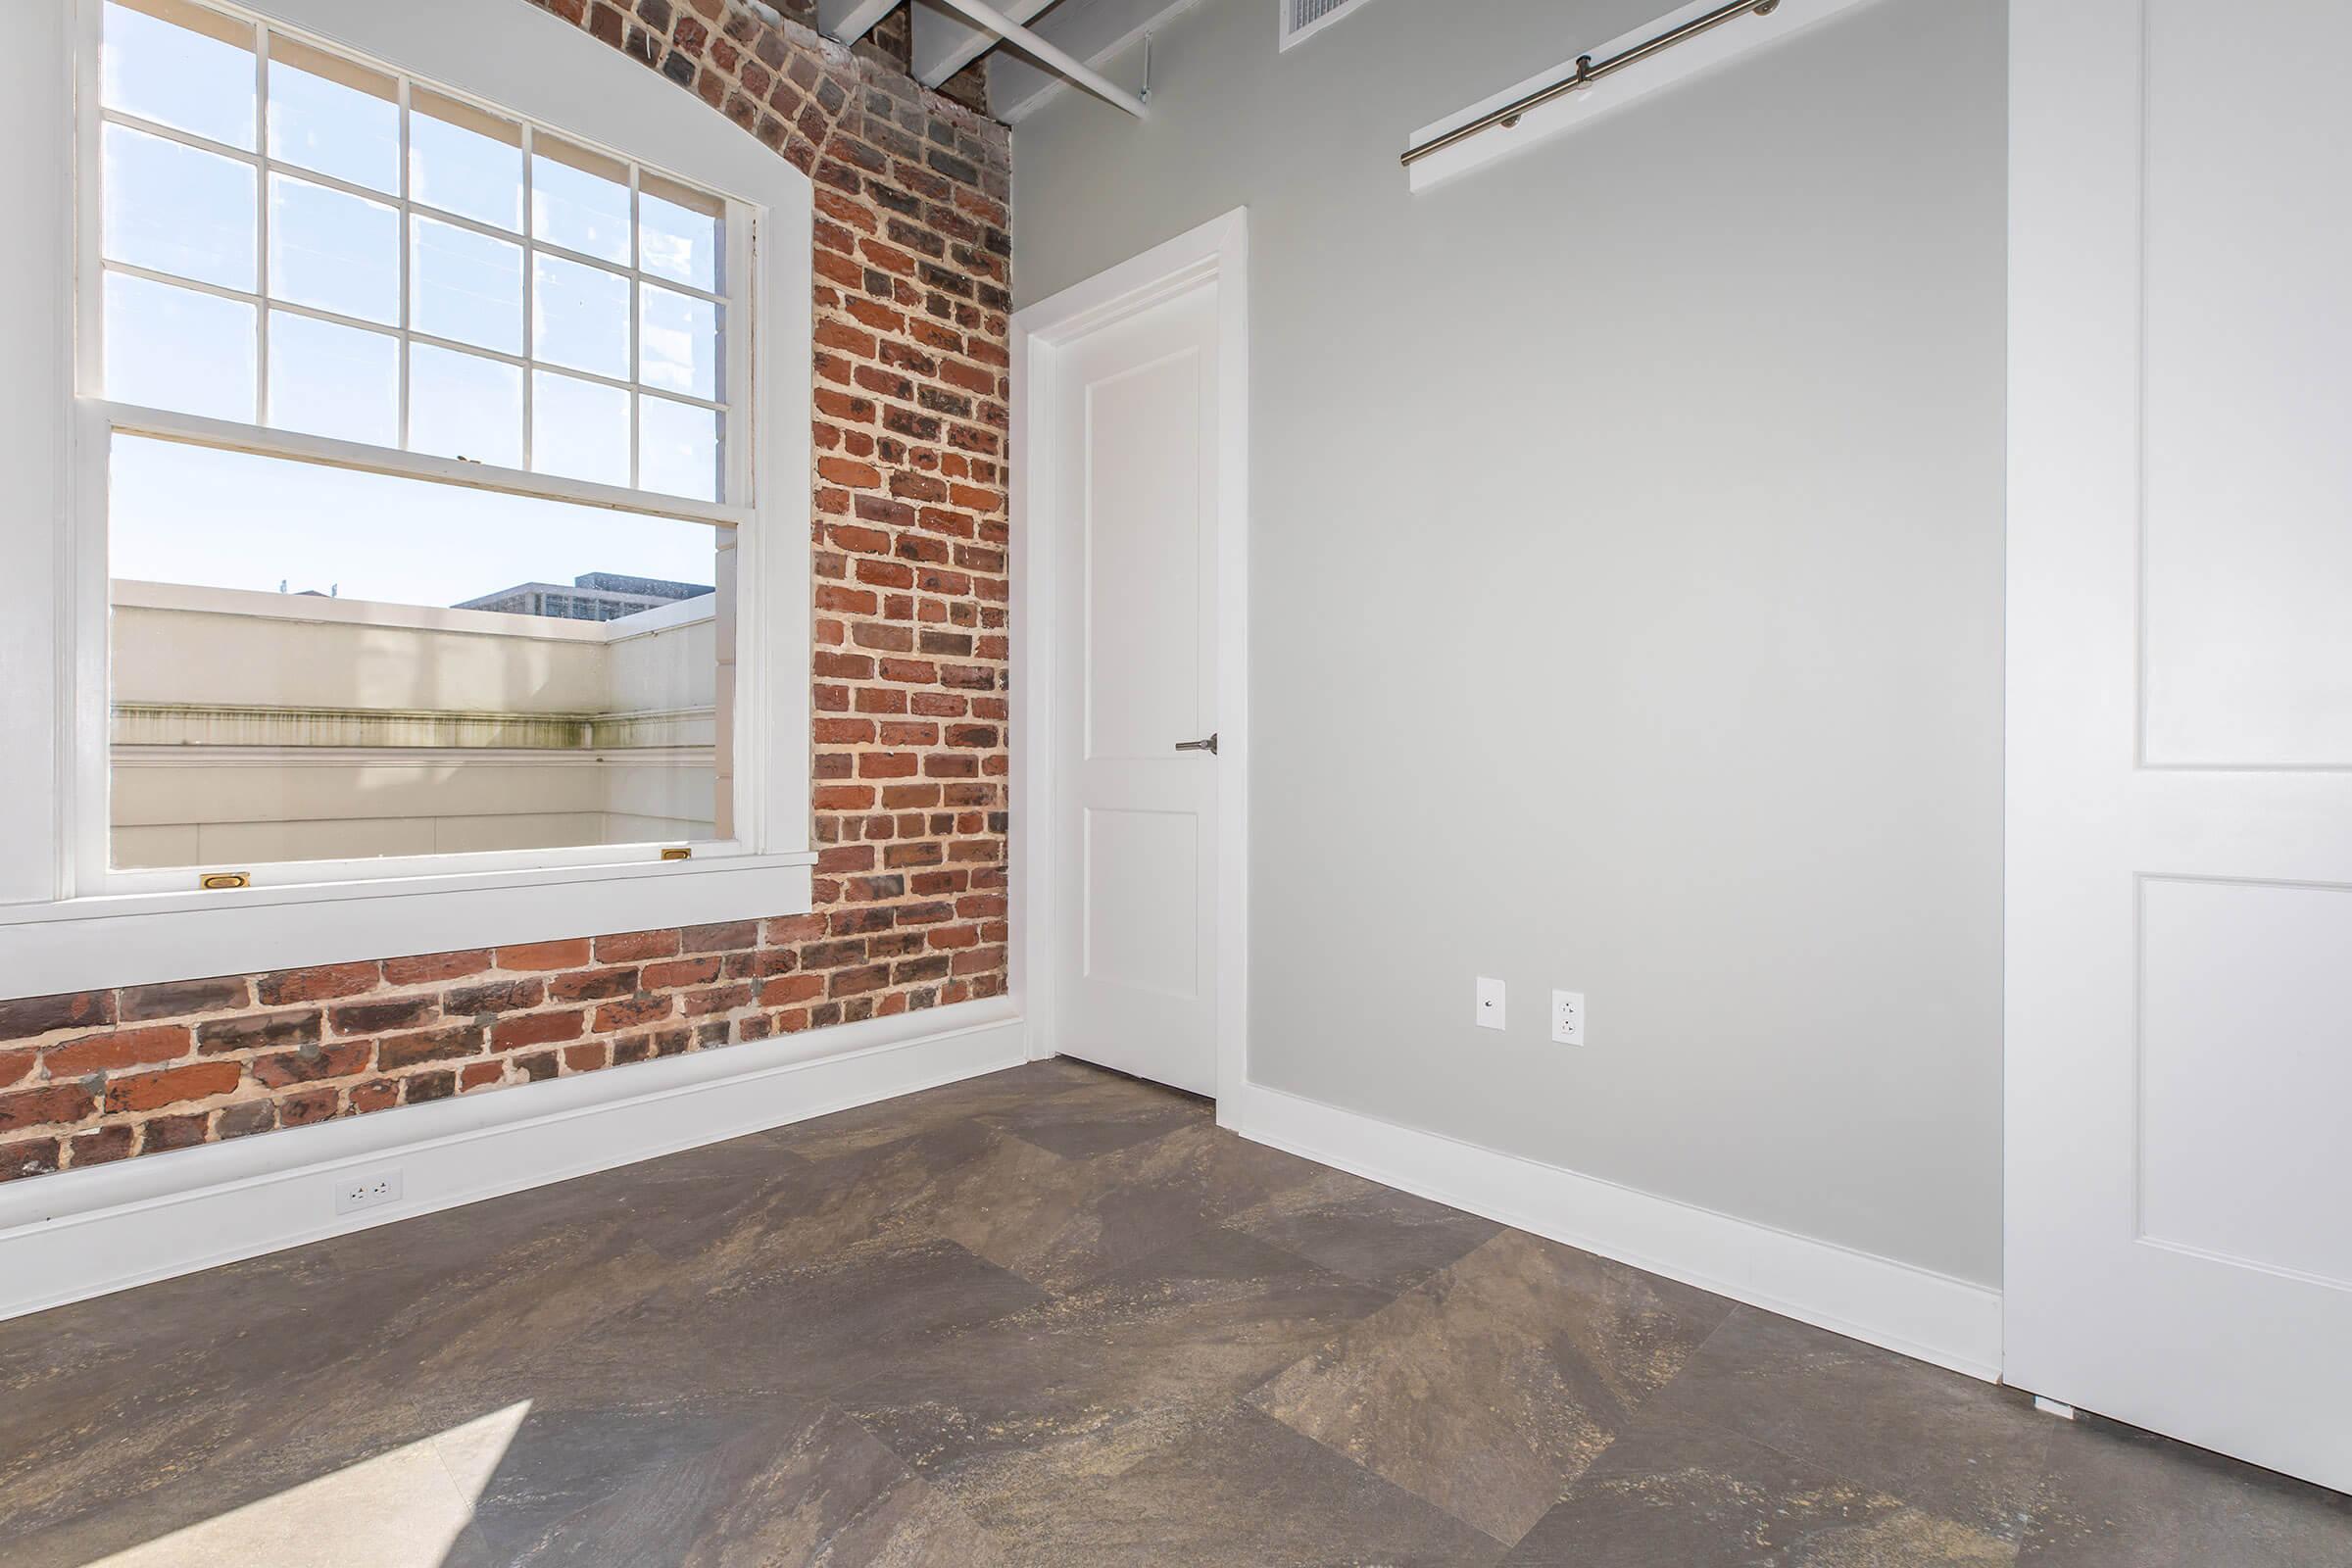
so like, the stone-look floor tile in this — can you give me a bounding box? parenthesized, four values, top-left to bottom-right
(254, 1239, 1004, 1563)
(1648, 1305, 2052, 1544)
(15, 1057, 2348, 1566)
(0, 1274, 376, 1547)
(0, 1216, 672, 1550)
(1171, 1119, 1357, 1218)
(1447, 1230, 1736, 1395)
(5, 1404, 517, 1568)
(1500, 1411, 2016, 1565)
(360, 1130, 820, 1283)
(713, 1102, 1238, 1316)
(1244, 1290, 1592, 1543)
(1246, 1230, 1730, 1544)
(840, 1226, 1394, 1485)
(722, 1116, 1048, 1269)
(642, 1233, 1053, 1398)
(2019, 1412, 2352, 1567)
(976, 1070, 1210, 1157)
(869, 1116, 1329, 1297)
(1221, 1163, 1505, 1292)
(766, 1057, 1110, 1161)
(505, 1403, 1012, 1568)
(438, 1394, 791, 1553)
(0, 1238, 347, 1394)
(0, 1136, 821, 1554)
(952, 1399, 1504, 1567)
(769, 1111, 1145, 1292)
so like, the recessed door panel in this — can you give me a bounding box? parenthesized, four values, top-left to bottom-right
(2138, 877, 2352, 1289)
(1084, 351, 1202, 762)
(1084, 808, 1200, 1001)
(2139, 0, 2352, 767)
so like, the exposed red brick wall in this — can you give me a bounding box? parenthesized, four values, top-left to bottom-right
(0, 0, 1011, 1184)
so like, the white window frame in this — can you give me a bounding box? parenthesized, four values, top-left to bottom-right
(0, 0, 815, 996)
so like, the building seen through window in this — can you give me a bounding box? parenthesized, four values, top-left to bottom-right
(456, 572, 714, 622)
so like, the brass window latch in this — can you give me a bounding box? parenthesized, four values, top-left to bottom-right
(199, 871, 251, 890)
(662, 847, 694, 861)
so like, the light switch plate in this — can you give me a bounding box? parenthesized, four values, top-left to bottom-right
(1476, 976, 1506, 1031)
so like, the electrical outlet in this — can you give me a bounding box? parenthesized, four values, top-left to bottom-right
(335, 1169, 404, 1215)
(1551, 990, 1586, 1046)
(1476, 976, 1506, 1031)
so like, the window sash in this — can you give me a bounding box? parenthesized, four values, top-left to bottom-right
(83, 0, 753, 510)
(89, 400, 751, 528)
(71, 406, 765, 897)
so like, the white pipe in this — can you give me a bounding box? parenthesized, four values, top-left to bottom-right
(816, 0, 899, 46)
(922, 0, 1149, 118)
(914, 0, 1056, 88)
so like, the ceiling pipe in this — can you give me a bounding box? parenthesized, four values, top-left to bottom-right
(919, 0, 1149, 117)
(814, 0, 900, 45)
(912, 0, 1056, 88)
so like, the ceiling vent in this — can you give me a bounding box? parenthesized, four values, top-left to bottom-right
(1281, 0, 1373, 51)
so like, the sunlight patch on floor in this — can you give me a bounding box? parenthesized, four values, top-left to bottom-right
(83, 1401, 531, 1568)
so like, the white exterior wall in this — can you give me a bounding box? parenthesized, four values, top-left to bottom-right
(110, 582, 718, 867)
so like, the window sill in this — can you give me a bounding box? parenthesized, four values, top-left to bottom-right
(0, 852, 816, 997)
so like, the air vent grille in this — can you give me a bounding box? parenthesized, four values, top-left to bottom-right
(1281, 0, 1373, 51)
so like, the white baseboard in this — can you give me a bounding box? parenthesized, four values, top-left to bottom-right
(1223, 1083, 2003, 1382)
(0, 1003, 1028, 1322)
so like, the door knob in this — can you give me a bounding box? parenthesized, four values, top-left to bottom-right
(1175, 733, 1219, 755)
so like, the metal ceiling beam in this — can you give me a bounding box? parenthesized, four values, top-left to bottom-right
(989, 0, 1196, 122)
(816, 0, 900, 45)
(909, 0, 1055, 87)
(923, 0, 1147, 117)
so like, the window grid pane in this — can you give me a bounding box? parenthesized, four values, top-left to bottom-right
(94, 0, 738, 505)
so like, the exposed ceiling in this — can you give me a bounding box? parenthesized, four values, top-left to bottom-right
(819, 0, 1202, 122)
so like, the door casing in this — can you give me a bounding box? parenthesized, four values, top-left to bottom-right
(1010, 208, 1251, 1105)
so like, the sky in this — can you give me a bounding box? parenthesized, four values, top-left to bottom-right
(111, 436, 718, 609)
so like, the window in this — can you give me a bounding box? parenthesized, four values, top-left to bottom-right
(0, 0, 813, 990)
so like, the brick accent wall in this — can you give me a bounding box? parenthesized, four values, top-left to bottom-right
(0, 0, 1012, 1184)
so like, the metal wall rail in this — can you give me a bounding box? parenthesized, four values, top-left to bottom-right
(1401, 0, 1781, 168)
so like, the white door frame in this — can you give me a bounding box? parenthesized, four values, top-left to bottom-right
(1010, 207, 1250, 1103)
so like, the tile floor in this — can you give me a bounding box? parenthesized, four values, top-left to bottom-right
(2, 1058, 2346, 1565)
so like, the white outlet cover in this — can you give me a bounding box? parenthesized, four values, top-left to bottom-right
(335, 1169, 405, 1215)
(1551, 990, 1586, 1046)
(1476, 976, 1506, 1031)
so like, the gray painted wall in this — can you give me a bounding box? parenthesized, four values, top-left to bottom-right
(1012, 0, 2007, 1285)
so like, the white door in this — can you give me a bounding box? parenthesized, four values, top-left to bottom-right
(1046, 281, 1221, 1095)
(2008, 0, 2352, 1491)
